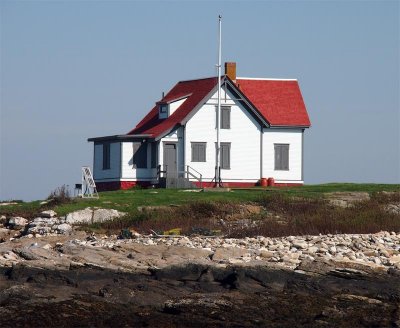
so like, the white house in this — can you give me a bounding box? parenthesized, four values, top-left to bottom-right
(88, 62, 311, 191)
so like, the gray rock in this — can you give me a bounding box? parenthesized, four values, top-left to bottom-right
(12, 248, 40, 261)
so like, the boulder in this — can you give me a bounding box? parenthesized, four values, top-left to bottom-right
(40, 210, 57, 218)
(65, 208, 93, 224)
(92, 208, 125, 223)
(65, 208, 125, 225)
(0, 215, 7, 225)
(8, 217, 28, 229)
(55, 223, 72, 234)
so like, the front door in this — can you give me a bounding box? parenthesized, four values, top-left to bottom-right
(163, 143, 177, 177)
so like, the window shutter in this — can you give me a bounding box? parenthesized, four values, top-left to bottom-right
(220, 143, 230, 169)
(199, 144, 205, 162)
(221, 106, 231, 129)
(191, 142, 206, 162)
(274, 144, 289, 170)
(283, 144, 289, 170)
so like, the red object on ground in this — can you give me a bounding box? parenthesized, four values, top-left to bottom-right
(260, 178, 268, 187)
(267, 177, 275, 187)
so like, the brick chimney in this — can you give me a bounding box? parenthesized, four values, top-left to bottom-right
(225, 62, 236, 82)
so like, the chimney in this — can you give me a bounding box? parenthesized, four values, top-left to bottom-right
(225, 62, 236, 82)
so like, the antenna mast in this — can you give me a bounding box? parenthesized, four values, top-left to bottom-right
(215, 15, 222, 187)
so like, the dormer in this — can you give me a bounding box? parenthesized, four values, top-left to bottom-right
(157, 94, 191, 119)
(158, 103, 169, 119)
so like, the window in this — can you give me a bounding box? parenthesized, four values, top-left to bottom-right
(220, 106, 231, 129)
(132, 142, 147, 168)
(220, 142, 231, 169)
(151, 142, 158, 168)
(160, 104, 168, 113)
(102, 143, 110, 170)
(191, 142, 206, 162)
(274, 144, 289, 170)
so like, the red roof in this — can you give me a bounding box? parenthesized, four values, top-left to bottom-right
(128, 76, 310, 138)
(237, 78, 311, 127)
(128, 77, 217, 137)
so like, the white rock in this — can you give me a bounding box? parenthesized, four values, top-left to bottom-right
(92, 208, 125, 223)
(8, 217, 28, 228)
(292, 241, 308, 249)
(65, 208, 126, 224)
(65, 208, 94, 224)
(40, 210, 57, 218)
(56, 223, 72, 234)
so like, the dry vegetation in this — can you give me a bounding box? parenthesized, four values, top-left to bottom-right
(87, 191, 400, 237)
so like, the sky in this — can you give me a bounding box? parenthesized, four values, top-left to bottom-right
(0, 0, 399, 201)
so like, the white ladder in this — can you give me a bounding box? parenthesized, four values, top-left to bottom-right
(81, 166, 99, 198)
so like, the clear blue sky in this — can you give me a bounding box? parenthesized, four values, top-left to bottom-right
(1, 1, 399, 201)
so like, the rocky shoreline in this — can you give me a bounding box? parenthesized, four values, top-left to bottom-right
(0, 209, 399, 326)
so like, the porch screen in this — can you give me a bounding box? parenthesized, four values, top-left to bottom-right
(132, 143, 147, 168)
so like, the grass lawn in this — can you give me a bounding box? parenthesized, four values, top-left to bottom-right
(0, 183, 398, 219)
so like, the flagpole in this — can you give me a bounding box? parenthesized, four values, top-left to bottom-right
(215, 15, 222, 187)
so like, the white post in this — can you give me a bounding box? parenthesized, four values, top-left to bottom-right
(215, 15, 222, 187)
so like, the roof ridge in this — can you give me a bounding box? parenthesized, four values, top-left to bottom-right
(178, 76, 217, 83)
(237, 77, 298, 81)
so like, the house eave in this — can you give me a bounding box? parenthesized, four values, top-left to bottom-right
(268, 125, 311, 129)
(87, 134, 154, 142)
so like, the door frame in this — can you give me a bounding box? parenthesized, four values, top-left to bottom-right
(162, 141, 178, 174)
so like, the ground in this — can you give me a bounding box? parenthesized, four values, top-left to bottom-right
(0, 183, 399, 327)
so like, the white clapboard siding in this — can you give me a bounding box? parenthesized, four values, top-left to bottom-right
(185, 88, 261, 182)
(120, 142, 155, 181)
(262, 129, 303, 182)
(93, 142, 121, 181)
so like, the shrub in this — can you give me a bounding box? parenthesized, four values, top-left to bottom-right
(47, 185, 72, 205)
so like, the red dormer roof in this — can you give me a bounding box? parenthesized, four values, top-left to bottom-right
(236, 78, 311, 127)
(128, 75, 310, 139)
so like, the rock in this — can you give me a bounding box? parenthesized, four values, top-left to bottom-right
(65, 208, 125, 225)
(212, 247, 250, 262)
(0, 215, 7, 224)
(92, 208, 125, 223)
(385, 204, 400, 215)
(40, 210, 57, 218)
(12, 248, 40, 261)
(258, 249, 275, 259)
(389, 255, 400, 265)
(65, 208, 94, 224)
(292, 241, 308, 249)
(55, 223, 72, 234)
(8, 217, 28, 229)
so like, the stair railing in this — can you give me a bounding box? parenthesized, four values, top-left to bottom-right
(157, 164, 167, 179)
(183, 165, 203, 188)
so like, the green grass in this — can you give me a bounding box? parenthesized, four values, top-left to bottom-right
(0, 183, 398, 219)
